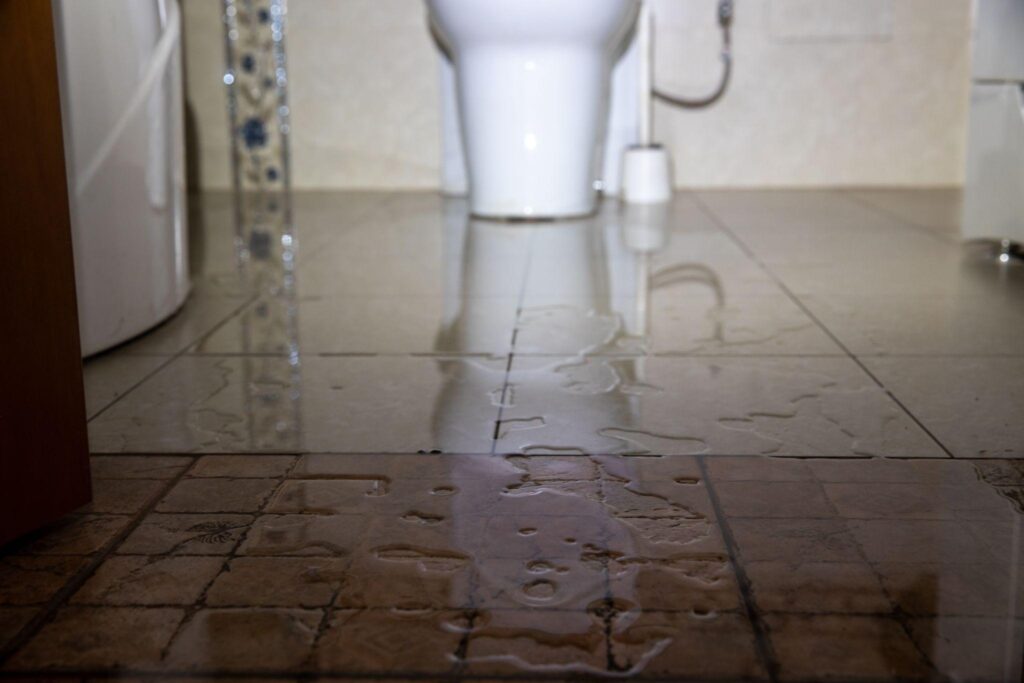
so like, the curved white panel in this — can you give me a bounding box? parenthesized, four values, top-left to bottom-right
(54, 0, 189, 356)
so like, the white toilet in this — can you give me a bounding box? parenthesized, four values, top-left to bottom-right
(426, 0, 640, 219)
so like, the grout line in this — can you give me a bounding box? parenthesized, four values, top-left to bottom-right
(0, 463, 196, 665)
(696, 456, 779, 682)
(492, 229, 536, 456)
(840, 190, 960, 247)
(690, 194, 957, 459)
(86, 294, 258, 424)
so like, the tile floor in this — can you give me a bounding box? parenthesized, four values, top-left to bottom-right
(2, 189, 1022, 681)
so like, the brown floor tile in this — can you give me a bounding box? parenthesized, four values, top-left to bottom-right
(608, 558, 741, 615)
(611, 611, 767, 680)
(462, 608, 607, 676)
(474, 559, 605, 611)
(908, 616, 1024, 683)
(602, 478, 716, 521)
(315, 609, 462, 674)
(164, 608, 321, 671)
(89, 455, 192, 480)
(117, 513, 253, 555)
(239, 514, 367, 556)
(19, 515, 131, 556)
(729, 518, 863, 562)
(156, 478, 278, 513)
(766, 614, 932, 681)
(6, 606, 183, 669)
(975, 460, 1024, 486)
(205, 557, 348, 607)
(338, 552, 472, 610)
(0, 607, 37, 649)
(823, 481, 1014, 521)
(190, 454, 297, 478)
(593, 454, 703, 483)
(479, 514, 614, 561)
(848, 519, 1000, 564)
(267, 479, 390, 515)
(808, 457, 978, 484)
(70, 556, 223, 606)
(876, 561, 1022, 617)
(85, 478, 167, 514)
(0, 556, 87, 605)
(707, 456, 816, 482)
(714, 481, 837, 518)
(745, 561, 891, 614)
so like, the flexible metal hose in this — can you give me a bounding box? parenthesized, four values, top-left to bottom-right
(652, 0, 733, 109)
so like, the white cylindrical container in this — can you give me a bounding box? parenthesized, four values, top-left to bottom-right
(53, 0, 189, 356)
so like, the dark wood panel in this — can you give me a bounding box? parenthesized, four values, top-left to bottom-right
(0, 0, 91, 547)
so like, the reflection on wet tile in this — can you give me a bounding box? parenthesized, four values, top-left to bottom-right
(908, 616, 1024, 683)
(88, 355, 503, 453)
(205, 557, 348, 607)
(498, 356, 942, 456)
(864, 357, 1024, 458)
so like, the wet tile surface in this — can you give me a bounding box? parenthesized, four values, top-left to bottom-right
(8, 190, 1022, 679)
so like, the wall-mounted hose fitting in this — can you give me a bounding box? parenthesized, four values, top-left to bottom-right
(653, 0, 733, 109)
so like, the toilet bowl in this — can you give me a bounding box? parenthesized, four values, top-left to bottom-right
(426, 0, 640, 219)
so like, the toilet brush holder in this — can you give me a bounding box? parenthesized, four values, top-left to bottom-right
(621, 144, 673, 204)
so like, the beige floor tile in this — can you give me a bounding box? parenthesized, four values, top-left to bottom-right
(71, 556, 223, 606)
(6, 606, 184, 670)
(335, 558, 472, 611)
(497, 356, 943, 456)
(88, 355, 503, 454)
(156, 478, 278, 513)
(0, 556, 87, 606)
(117, 513, 254, 555)
(189, 455, 297, 478)
(745, 561, 890, 614)
(315, 609, 463, 674)
(89, 455, 192, 480)
(82, 354, 170, 419)
(863, 357, 1024, 458)
(766, 614, 932, 681)
(205, 557, 348, 607)
(164, 608, 321, 671)
(473, 559, 606, 612)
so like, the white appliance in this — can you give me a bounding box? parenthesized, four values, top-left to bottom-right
(428, 0, 641, 219)
(962, 0, 1024, 248)
(53, 0, 189, 356)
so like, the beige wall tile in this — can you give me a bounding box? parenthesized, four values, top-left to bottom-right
(183, 0, 971, 190)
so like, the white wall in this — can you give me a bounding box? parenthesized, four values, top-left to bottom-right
(182, 0, 972, 190)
